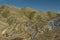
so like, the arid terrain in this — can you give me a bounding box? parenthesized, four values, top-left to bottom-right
(0, 5, 60, 40)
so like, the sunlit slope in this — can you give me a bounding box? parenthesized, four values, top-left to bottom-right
(0, 5, 60, 40)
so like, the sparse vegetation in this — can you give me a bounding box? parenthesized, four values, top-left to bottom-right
(0, 5, 60, 40)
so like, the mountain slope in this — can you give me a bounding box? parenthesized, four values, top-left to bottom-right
(0, 5, 60, 40)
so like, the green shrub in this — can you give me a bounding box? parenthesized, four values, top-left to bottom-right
(1, 11, 9, 18)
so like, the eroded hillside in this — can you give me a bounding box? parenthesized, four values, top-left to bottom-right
(0, 5, 60, 40)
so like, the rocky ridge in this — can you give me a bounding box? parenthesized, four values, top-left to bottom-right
(0, 5, 60, 40)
